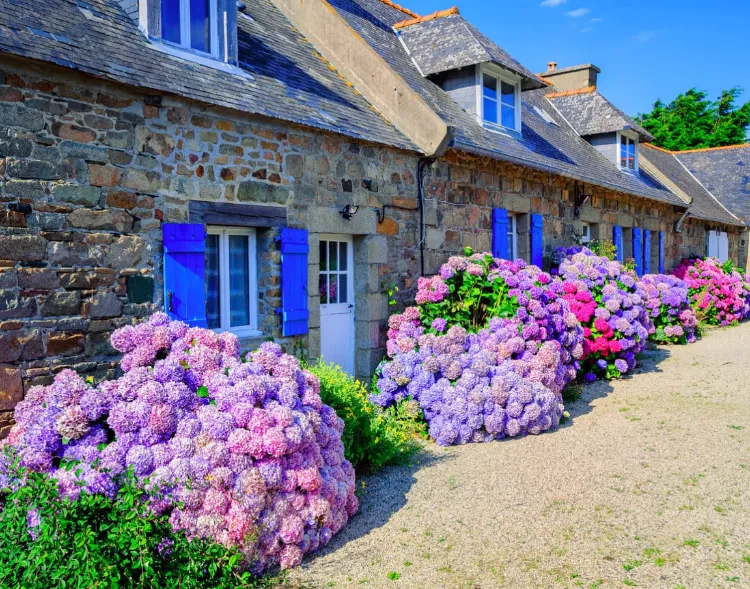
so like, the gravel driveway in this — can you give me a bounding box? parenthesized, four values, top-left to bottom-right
(291, 322, 750, 589)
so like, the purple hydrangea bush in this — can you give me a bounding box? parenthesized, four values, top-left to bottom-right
(373, 251, 584, 446)
(637, 274, 698, 344)
(556, 247, 654, 381)
(4, 313, 357, 571)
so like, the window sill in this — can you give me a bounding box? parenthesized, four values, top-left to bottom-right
(147, 37, 254, 80)
(212, 327, 263, 339)
(481, 120, 522, 138)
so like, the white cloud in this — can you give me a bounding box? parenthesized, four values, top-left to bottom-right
(581, 26, 594, 33)
(540, 0, 566, 6)
(633, 30, 657, 43)
(589, 17, 603, 23)
(565, 7, 591, 17)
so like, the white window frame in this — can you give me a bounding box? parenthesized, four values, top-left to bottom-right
(206, 226, 260, 338)
(616, 130, 639, 173)
(508, 213, 518, 260)
(476, 64, 522, 134)
(160, 0, 220, 60)
(581, 222, 591, 244)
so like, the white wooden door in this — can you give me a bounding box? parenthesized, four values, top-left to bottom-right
(319, 235, 355, 374)
(718, 232, 729, 263)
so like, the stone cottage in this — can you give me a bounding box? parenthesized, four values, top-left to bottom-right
(0, 0, 745, 433)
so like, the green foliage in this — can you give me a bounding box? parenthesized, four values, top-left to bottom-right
(0, 454, 279, 589)
(636, 87, 750, 151)
(562, 382, 583, 404)
(420, 248, 518, 333)
(622, 258, 636, 273)
(383, 282, 400, 307)
(588, 240, 617, 261)
(309, 361, 423, 473)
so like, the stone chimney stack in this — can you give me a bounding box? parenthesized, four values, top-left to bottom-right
(539, 63, 600, 92)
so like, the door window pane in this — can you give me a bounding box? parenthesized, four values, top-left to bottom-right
(228, 235, 250, 327)
(206, 234, 220, 329)
(190, 0, 211, 53)
(339, 242, 348, 271)
(339, 274, 348, 303)
(161, 0, 182, 44)
(329, 274, 338, 304)
(319, 241, 327, 271)
(329, 241, 338, 271)
(319, 274, 328, 304)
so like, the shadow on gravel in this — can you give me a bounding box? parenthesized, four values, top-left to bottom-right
(562, 345, 673, 425)
(301, 450, 452, 563)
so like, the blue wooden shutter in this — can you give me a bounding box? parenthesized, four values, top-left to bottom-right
(163, 223, 207, 327)
(613, 225, 624, 262)
(643, 229, 652, 275)
(633, 228, 643, 275)
(658, 231, 665, 274)
(530, 213, 543, 268)
(280, 228, 309, 336)
(491, 208, 509, 259)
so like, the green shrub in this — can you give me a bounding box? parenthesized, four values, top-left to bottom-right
(308, 361, 423, 473)
(589, 239, 617, 261)
(0, 454, 281, 589)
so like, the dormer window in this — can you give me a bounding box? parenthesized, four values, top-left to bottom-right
(161, 0, 218, 56)
(138, 0, 239, 68)
(619, 132, 638, 172)
(478, 66, 521, 133)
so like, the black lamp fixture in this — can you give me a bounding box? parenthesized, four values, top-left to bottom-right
(340, 204, 359, 220)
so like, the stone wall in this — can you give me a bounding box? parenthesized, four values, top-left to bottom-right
(0, 57, 419, 432)
(420, 150, 745, 273)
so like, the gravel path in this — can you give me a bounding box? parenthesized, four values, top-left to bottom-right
(291, 323, 750, 589)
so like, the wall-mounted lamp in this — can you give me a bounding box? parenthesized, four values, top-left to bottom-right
(340, 204, 359, 220)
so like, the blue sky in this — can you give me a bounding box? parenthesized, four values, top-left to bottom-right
(403, 0, 750, 117)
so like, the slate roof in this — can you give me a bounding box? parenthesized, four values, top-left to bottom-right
(397, 13, 544, 89)
(676, 145, 750, 224)
(0, 0, 416, 151)
(547, 88, 654, 141)
(327, 0, 685, 207)
(640, 145, 743, 226)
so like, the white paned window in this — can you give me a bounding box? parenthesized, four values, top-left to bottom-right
(581, 222, 591, 244)
(205, 227, 259, 337)
(480, 67, 520, 132)
(620, 134, 638, 171)
(161, 0, 219, 58)
(507, 213, 517, 260)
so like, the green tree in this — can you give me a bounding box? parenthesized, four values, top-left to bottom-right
(635, 87, 750, 151)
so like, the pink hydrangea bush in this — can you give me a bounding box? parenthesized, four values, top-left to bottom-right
(556, 247, 654, 381)
(4, 313, 357, 571)
(672, 258, 750, 326)
(637, 274, 697, 344)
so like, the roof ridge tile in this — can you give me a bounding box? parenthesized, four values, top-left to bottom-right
(393, 6, 459, 29)
(376, 0, 420, 19)
(545, 86, 596, 99)
(675, 143, 750, 154)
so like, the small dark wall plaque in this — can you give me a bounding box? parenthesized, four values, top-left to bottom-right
(127, 276, 155, 304)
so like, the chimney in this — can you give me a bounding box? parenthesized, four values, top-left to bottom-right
(539, 63, 600, 92)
